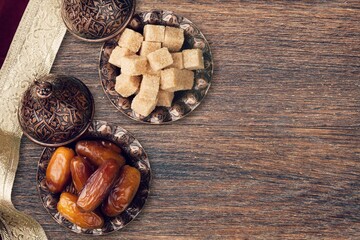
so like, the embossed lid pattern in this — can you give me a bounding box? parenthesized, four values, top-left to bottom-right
(61, 0, 136, 42)
(18, 74, 94, 147)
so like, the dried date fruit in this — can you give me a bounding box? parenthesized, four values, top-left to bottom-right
(102, 165, 141, 217)
(75, 140, 125, 167)
(70, 156, 94, 192)
(77, 159, 120, 212)
(101, 140, 122, 154)
(57, 192, 103, 229)
(46, 147, 75, 193)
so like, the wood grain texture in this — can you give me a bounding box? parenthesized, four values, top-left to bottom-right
(11, 1, 360, 239)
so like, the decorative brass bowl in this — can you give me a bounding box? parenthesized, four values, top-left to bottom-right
(61, 0, 136, 42)
(99, 10, 213, 124)
(18, 74, 94, 147)
(36, 120, 151, 235)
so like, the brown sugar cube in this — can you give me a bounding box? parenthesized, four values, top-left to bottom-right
(146, 65, 161, 77)
(157, 90, 174, 107)
(138, 74, 160, 100)
(168, 52, 184, 69)
(108, 46, 134, 68)
(114, 74, 141, 97)
(147, 47, 173, 71)
(118, 28, 144, 53)
(121, 55, 148, 76)
(160, 68, 194, 92)
(183, 49, 204, 70)
(163, 26, 184, 52)
(143, 25, 165, 42)
(140, 41, 161, 57)
(131, 95, 157, 117)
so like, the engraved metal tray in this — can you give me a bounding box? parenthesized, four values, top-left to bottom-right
(99, 10, 213, 124)
(36, 120, 151, 235)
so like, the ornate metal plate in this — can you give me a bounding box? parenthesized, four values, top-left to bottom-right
(36, 120, 151, 235)
(99, 10, 213, 124)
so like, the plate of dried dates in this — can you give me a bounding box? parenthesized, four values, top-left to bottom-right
(36, 120, 151, 235)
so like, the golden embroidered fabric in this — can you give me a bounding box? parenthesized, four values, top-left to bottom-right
(0, 0, 66, 238)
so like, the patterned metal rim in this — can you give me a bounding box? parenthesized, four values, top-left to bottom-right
(99, 10, 214, 124)
(36, 120, 151, 235)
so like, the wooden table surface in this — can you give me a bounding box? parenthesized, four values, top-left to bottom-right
(12, 1, 360, 239)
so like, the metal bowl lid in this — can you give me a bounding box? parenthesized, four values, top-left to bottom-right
(61, 0, 136, 42)
(18, 74, 94, 147)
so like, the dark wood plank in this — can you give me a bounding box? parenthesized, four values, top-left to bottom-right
(12, 1, 360, 239)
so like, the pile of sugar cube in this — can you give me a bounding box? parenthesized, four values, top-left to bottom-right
(108, 25, 205, 117)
